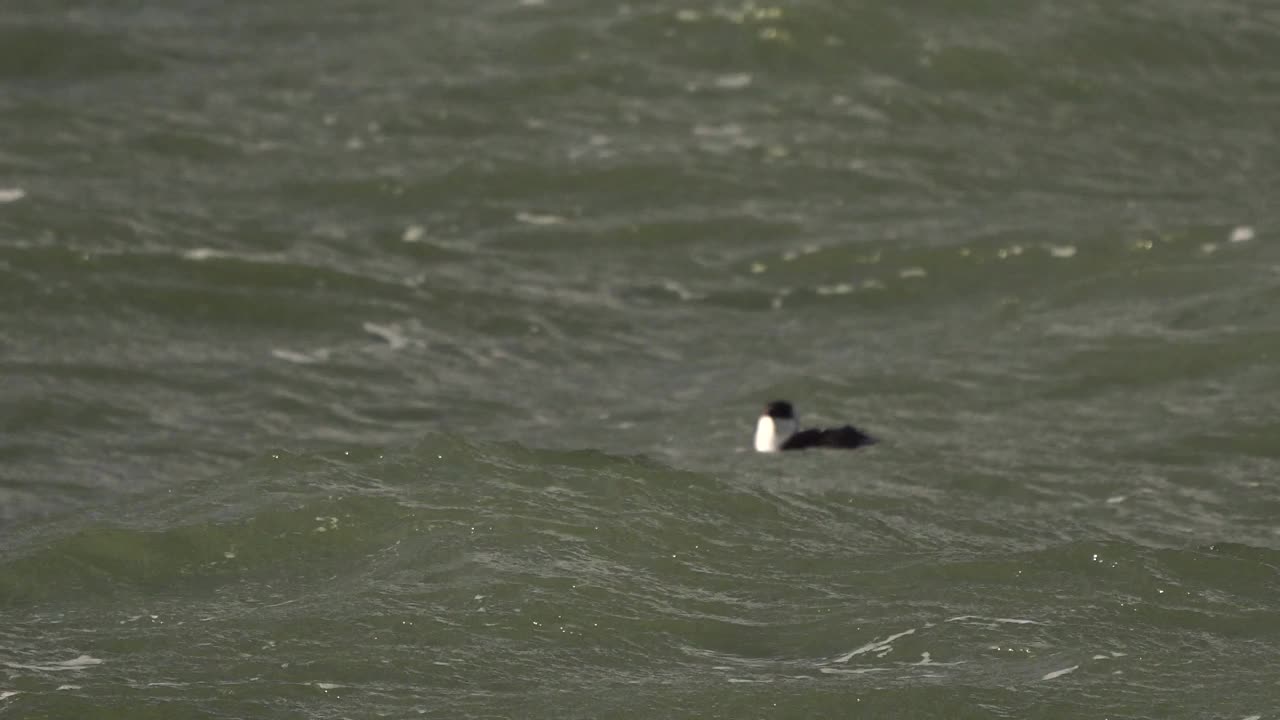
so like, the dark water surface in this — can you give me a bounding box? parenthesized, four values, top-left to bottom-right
(2, 1, 1279, 717)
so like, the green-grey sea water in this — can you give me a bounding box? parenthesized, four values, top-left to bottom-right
(3, 1, 1280, 717)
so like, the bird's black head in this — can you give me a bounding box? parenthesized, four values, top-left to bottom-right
(765, 400, 794, 419)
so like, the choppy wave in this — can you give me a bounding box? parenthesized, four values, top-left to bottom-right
(4, 0, 1280, 716)
(3, 438, 1279, 716)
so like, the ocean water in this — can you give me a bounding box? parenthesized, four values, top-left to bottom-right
(2, 1, 1279, 717)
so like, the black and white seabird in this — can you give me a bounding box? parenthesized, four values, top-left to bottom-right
(753, 400, 876, 452)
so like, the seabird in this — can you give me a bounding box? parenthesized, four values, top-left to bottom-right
(753, 400, 876, 452)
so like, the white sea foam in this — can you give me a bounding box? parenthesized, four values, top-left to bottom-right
(3, 654, 104, 672)
(910, 651, 964, 667)
(946, 615, 1042, 625)
(182, 248, 227, 261)
(831, 627, 916, 663)
(0, 188, 26, 203)
(816, 283, 854, 296)
(55, 654, 104, 669)
(1041, 665, 1078, 681)
(770, 288, 791, 310)
(515, 211, 566, 226)
(778, 243, 819, 260)
(183, 248, 285, 265)
(271, 348, 331, 364)
(362, 322, 410, 350)
(692, 123, 756, 152)
(714, 73, 753, 89)
(1229, 226, 1255, 243)
(662, 280, 701, 301)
